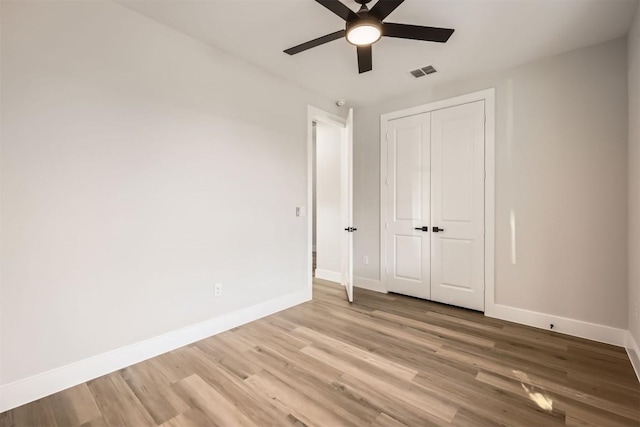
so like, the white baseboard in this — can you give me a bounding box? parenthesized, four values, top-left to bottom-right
(0, 288, 311, 413)
(354, 276, 387, 293)
(626, 331, 640, 382)
(315, 269, 341, 283)
(485, 303, 627, 347)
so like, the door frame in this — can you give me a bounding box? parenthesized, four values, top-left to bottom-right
(379, 88, 496, 313)
(307, 105, 348, 298)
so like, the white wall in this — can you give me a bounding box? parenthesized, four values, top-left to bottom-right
(315, 122, 343, 280)
(354, 38, 629, 329)
(0, 0, 339, 389)
(629, 4, 640, 347)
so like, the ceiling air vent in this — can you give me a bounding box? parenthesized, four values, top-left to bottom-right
(410, 65, 437, 78)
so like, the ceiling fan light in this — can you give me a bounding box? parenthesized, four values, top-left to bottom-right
(346, 23, 381, 46)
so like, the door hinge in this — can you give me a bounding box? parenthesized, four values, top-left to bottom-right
(385, 222, 388, 230)
(385, 176, 388, 185)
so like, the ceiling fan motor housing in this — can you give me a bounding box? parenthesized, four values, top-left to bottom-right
(345, 14, 383, 45)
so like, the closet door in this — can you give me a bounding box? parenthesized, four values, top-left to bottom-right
(385, 113, 431, 299)
(430, 101, 485, 311)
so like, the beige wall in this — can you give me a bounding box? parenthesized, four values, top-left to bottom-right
(354, 38, 629, 329)
(629, 4, 640, 345)
(0, 1, 338, 385)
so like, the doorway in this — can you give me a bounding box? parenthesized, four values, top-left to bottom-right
(380, 89, 495, 312)
(313, 121, 343, 283)
(307, 106, 354, 302)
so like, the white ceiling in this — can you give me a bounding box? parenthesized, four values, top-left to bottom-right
(118, 0, 639, 106)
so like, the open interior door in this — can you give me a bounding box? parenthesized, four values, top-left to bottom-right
(341, 109, 354, 302)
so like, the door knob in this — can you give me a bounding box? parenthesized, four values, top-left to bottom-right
(432, 226, 444, 232)
(414, 226, 429, 232)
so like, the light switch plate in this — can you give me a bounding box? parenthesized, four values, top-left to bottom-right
(296, 207, 306, 217)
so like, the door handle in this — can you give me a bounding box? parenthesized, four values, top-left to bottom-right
(414, 226, 429, 232)
(432, 226, 444, 232)
(344, 227, 358, 232)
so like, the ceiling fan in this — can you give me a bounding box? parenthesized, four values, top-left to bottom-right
(283, 0, 455, 74)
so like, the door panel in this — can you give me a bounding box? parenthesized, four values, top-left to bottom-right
(394, 127, 422, 221)
(441, 121, 475, 221)
(431, 101, 485, 311)
(440, 238, 473, 289)
(386, 113, 431, 300)
(395, 235, 423, 280)
(341, 108, 354, 302)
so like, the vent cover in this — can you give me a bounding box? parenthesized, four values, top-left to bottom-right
(410, 65, 437, 78)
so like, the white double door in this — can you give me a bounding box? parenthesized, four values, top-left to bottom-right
(386, 101, 485, 311)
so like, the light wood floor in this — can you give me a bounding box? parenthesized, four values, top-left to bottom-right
(2, 280, 639, 426)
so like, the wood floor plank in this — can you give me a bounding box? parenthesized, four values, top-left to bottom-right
(412, 371, 566, 426)
(1, 383, 102, 427)
(49, 383, 102, 426)
(179, 346, 288, 426)
(2, 279, 638, 426)
(159, 408, 215, 427)
(243, 344, 380, 425)
(292, 326, 418, 381)
(145, 348, 196, 384)
(476, 370, 639, 426)
(566, 370, 640, 407)
(370, 310, 496, 349)
(302, 345, 458, 423)
(425, 310, 504, 333)
(87, 373, 156, 427)
(235, 320, 311, 353)
(120, 360, 190, 424)
(0, 399, 58, 427)
(436, 343, 569, 385)
(476, 371, 640, 423)
(245, 370, 359, 427)
(172, 374, 257, 427)
(80, 416, 109, 427)
(563, 404, 639, 427)
(448, 407, 506, 427)
(329, 309, 444, 352)
(370, 412, 408, 427)
(335, 373, 450, 427)
(194, 337, 261, 380)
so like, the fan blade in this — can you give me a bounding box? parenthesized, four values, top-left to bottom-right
(357, 45, 372, 74)
(383, 23, 454, 43)
(369, 0, 405, 21)
(315, 0, 358, 21)
(284, 30, 346, 55)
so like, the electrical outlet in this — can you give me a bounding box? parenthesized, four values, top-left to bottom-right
(214, 283, 222, 297)
(363, 256, 369, 265)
